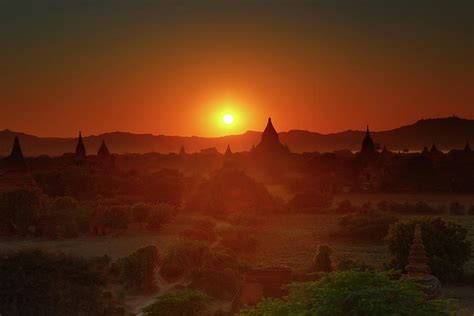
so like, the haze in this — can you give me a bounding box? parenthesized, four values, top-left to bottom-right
(0, 0, 473, 137)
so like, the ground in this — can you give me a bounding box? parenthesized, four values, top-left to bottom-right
(1, 193, 473, 313)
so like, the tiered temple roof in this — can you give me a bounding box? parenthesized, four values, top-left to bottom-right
(252, 117, 290, 156)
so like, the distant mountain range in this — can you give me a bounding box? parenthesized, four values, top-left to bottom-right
(1, 117, 473, 157)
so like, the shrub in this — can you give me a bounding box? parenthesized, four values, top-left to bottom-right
(239, 271, 453, 315)
(160, 239, 210, 281)
(386, 217, 472, 281)
(337, 210, 399, 241)
(190, 247, 244, 299)
(312, 245, 332, 272)
(115, 246, 159, 293)
(0, 249, 115, 315)
(142, 289, 210, 316)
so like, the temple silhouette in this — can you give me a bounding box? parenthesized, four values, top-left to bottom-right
(251, 117, 290, 157)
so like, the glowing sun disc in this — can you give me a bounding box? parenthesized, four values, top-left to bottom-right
(223, 114, 234, 124)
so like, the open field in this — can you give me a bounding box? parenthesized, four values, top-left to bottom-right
(1, 210, 473, 312)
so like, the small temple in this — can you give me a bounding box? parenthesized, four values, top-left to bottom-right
(97, 140, 110, 158)
(360, 125, 376, 156)
(0, 136, 36, 193)
(405, 224, 441, 298)
(75, 131, 86, 159)
(179, 145, 186, 155)
(251, 117, 290, 156)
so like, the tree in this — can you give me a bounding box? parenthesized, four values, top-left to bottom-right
(115, 246, 160, 293)
(132, 202, 151, 230)
(239, 271, 453, 316)
(386, 217, 472, 281)
(142, 289, 210, 316)
(0, 249, 115, 316)
(0, 189, 41, 235)
(312, 245, 332, 272)
(147, 203, 173, 231)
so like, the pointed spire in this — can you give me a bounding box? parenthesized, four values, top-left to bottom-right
(97, 140, 110, 157)
(179, 145, 186, 155)
(405, 224, 430, 278)
(430, 144, 439, 154)
(75, 131, 86, 158)
(10, 136, 24, 161)
(263, 117, 278, 137)
(361, 125, 375, 155)
(224, 144, 232, 156)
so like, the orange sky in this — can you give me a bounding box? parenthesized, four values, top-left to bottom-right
(0, 1, 472, 137)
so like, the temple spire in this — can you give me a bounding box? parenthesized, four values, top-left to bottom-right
(225, 144, 232, 157)
(75, 131, 86, 158)
(10, 136, 24, 161)
(179, 145, 186, 155)
(97, 140, 110, 157)
(405, 224, 430, 277)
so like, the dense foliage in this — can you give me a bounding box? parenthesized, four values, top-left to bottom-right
(186, 168, 281, 214)
(0, 189, 42, 235)
(239, 271, 453, 316)
(386, 217, 472, 281)
(114, 245, 160, 293)
(0, 249, 115, 316)
(142, 289, 210, 316)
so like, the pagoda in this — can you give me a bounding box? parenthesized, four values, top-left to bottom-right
(251, 117, 290, 156)
(360, 126, 376, 156)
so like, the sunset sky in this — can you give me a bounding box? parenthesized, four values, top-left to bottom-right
(0, 0, 472, 137)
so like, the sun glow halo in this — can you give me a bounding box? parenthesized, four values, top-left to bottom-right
(223, 114, 234, 125)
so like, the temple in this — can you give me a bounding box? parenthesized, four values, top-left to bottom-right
(360, 126, 376, 156)
(405, 224, 441, 298)
(97, 140, 110, 158)
(0, 136, 36, 193)
(251, 117, 290, 156)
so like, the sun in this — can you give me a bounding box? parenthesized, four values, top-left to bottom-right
(223, 114, 234, 125)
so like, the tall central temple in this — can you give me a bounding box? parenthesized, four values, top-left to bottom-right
(251, 117, 290, 156)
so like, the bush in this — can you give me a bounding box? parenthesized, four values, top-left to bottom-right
(0, 249, 115, 315)
(312, 245, 332, 272)
(386, 217, 472, 281)
(239, 271, 453, 315)
(115, 246, 159, 293)
(160, 239, 210, 281)
(142, 289, 210, 316)
(337, 210, 399, 241)
(189, 247, 243, 299)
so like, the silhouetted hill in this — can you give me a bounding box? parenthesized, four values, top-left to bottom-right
(1, 117, 473, 156)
